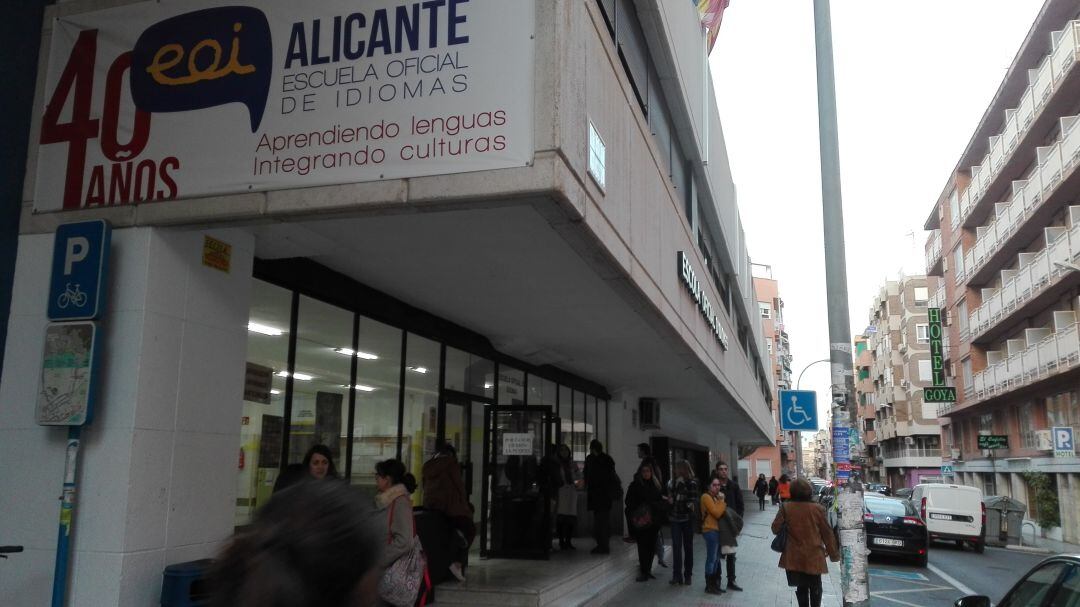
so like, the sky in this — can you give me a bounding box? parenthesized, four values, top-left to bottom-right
(711, 1, 1046, 427)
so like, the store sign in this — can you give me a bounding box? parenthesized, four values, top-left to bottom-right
(677, 251, 729, 350)
(977, 434, 1009, 450)
(923, 387, 957, 403)
(34, 0, 535, 212)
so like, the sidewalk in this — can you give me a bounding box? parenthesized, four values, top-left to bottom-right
(609, 500, 843, 606)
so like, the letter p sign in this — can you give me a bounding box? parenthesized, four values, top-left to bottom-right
(48, 221, 112, 321)
(64, 237, 89, 275)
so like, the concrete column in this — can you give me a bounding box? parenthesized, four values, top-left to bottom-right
(0, 226, 253, 606)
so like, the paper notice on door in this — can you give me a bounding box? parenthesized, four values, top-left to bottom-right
(503, 433, 534, 456)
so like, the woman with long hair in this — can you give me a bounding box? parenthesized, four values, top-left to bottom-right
(666, 460, 698, 586)
(554, 444, 581, 550)
(772, 478, 839, 607)
(624, 460, 667, 582)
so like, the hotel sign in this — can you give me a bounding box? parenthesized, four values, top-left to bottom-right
(34, 0, 535, 212)
(922, 307, 955, 403)
(677, 251, 728, 350)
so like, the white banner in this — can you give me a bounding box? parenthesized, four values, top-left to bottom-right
(33, 0, 535, 212)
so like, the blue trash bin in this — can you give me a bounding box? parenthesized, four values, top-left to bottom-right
(161, 559, 213, 606)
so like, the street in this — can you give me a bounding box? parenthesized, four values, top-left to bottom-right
(867, 541, 1047, 606)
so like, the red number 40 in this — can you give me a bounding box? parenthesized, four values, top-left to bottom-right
(40, 29, 151, 209)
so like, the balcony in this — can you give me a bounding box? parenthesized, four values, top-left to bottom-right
(970, 320, 1080, 402)
(957, 21, 1080, 228)
(926, 229, 943, 276)
(928, 285, 946, 310)
(968, 220, 1080, 339)
(962, 113, 1080, 284)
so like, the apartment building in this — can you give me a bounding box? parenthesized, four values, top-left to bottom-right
(923, 0, 1080, 543)
(855, 277, 944, 490)
(740, 264, 794, 487)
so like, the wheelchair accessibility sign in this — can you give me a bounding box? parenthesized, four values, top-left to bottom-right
(779, 390, 818, 432)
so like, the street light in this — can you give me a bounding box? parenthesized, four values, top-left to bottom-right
(792, 359, 830, 479)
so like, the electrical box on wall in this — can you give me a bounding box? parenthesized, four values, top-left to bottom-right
(639, 398, 660, 429)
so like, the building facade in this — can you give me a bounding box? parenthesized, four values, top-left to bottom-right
(855, 277, 944, 489)
(0, 1, 776, 604)
(923, 0, 1080, 543)
(739, 264, 794, 488)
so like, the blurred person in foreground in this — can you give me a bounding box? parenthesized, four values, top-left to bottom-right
(209, 480, 381, 607)
(771, 478, 839, 607)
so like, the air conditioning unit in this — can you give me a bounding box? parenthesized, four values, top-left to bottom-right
(905, 436, 915, 447)
(639, 398, 661, 429)
(899, 343, 908, 354)
(900, 379, 911, 389)
(1036, 429, 1053, 450)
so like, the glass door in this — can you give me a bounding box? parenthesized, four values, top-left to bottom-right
(439, 395, 484, 510)
(481, 406, 552, 559)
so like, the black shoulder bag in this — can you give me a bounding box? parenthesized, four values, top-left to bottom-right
(770, 503, 788, 553)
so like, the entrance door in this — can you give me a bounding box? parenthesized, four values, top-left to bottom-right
(439, 395, 484, 510)
(481, 406, 552, 559)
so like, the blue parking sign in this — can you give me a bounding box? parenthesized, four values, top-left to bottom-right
(779, 390, 818, 431)
(1053, 427, 1075, 458)
(47, 221, 111, 321)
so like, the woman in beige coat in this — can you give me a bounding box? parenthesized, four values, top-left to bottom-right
(771, 478, 840, 607)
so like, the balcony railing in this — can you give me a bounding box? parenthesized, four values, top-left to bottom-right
(926, 229, 942, 274)
(956, 21, 1080, 225)
(972, 322, 1080, 400)
(928, 286, 946, 310)
(968, 223, 1080, 336)
(963, 116, 1080, 280)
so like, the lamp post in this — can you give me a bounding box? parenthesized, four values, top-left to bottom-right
(793, 359, 831, 479)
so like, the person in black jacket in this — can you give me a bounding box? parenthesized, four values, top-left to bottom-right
(711, 461, 744, 591)
(583, 440, 617, 554)
(769, 475, 780, 505)
(754, 474, 769, 511)
(625, 460, 668, 582)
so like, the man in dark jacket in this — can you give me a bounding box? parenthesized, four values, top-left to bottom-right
(712, 462, 744, 591)
(584, 439, 618, 554)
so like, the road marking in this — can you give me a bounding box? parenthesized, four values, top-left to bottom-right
(873, 587, 954, 595)
(928, 562, 979, 596)
(869, 568, 930, 581)
(869, 592, 929, 607)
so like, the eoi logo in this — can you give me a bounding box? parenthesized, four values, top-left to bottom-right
(131, 7, 272, 132)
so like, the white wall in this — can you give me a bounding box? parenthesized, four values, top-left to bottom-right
(0, 226, 253, 606)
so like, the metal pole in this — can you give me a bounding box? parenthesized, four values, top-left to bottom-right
(51, 426, 82, 607)
(812, 1, 868, 604)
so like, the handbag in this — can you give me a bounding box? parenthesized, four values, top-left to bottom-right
(629, 503, 653, 530)
(770, 504, 788, 553)
(379, 496, 432, 606)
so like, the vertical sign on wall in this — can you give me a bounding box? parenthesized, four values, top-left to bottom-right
(922, 308, 956, 403)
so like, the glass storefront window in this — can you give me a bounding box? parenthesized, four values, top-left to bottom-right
(288, 296, 353, 471)
(558, 385, 571, 444)
(571, 392, 588, 466)
(598, 400, 608, 447)
(498, 364, 525, 406)
(237, 280, 292, 526)
(350, 315, 403, 489)
(527, 375, 557, 409)
(445, 347, 494, 399)
(402, 333, 440, 504)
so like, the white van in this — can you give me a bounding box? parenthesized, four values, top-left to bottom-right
(910, 483, 985, 553)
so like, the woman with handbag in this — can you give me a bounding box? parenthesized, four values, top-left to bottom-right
(699, 477, 727, 595)
(374, 459, 429, 607)
(771, 478, 839, 607)
(624, 460, 667, 582)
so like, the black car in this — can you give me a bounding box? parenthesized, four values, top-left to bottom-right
(955, 554, 1080, 607)
(863, 495, 929, 567)
(866, 483, 891, 496)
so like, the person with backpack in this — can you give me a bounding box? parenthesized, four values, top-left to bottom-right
(666, 460, 699, 586)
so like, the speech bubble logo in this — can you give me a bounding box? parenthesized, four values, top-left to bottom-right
(131, 7, 272, 132)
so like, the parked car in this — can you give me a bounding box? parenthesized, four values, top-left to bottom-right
(866, 483, 891, 496)
(863, 495, 928, 567)
(954, 554, 1080, 607)
(911, 483, 985, 553)
(894, 487, 913, 500)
